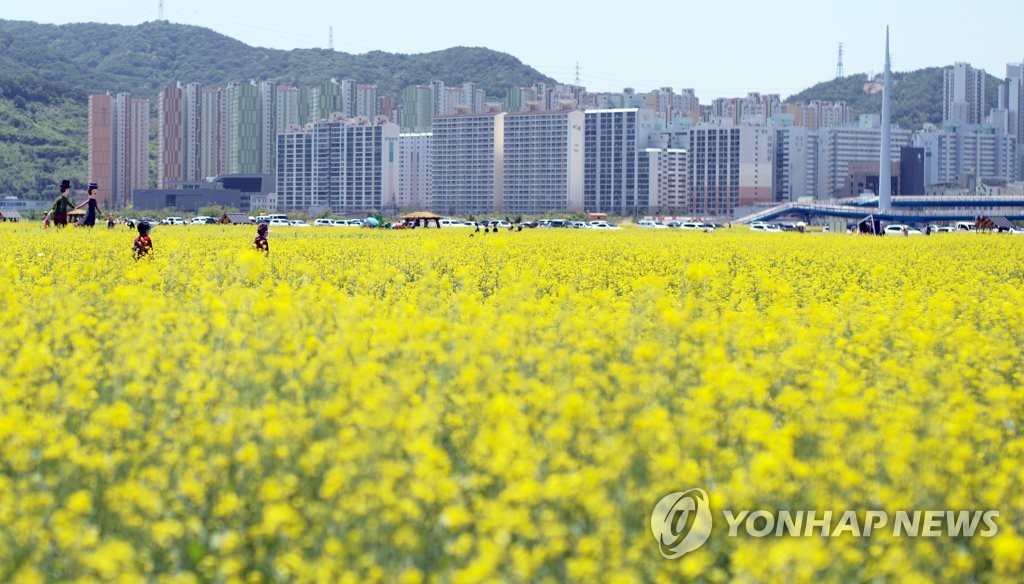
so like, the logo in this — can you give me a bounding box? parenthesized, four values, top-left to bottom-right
(650, 488, 713, 559)
(652, 487, 1001, 559)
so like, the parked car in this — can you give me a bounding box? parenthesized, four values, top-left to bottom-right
(314, 218, 336, 226)
(439, 219, 470, 227)
(289, 219, 309, 227)
(750, 222, 768, 231)
(680, 222, 704, 230)
(189, 216, 216, 225)
(884, 224, 923, 235)
(162, 216, 186, 225)
(268, 218, 290, 226)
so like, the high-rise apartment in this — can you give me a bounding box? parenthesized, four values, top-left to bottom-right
(89, 93, 150, 209)
(687, 122, 774, 216)
(502, 108, 585, 214)
(401, 84, 433, 132)
(258, 80, 277, 175)
(816, 122, 912, 197)
(583, 108, 657, 215)
(398, 133, 433, 210)
(226, 81, 260, 174)
(914, 124, 1018, 187)
(276, 117, 399, 214)
(641, 147, 688, 212)
(201, 87, 228, 179)
(158, 82, 202, 188)
(944, 62, 987, 125)
(432, 111, 505, 215)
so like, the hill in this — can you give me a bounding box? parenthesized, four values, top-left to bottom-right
(786, 68, 1002, 129)
(0, 19, 553, 99)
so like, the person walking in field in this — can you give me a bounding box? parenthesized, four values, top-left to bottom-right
(50, 179, 75, 228)
(74, 183, 102, 228)
(132, 221, 153, 260)
(253, 223, 269, 254)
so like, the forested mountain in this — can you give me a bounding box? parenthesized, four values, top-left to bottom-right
(0, 19, 551, 99)
(786, 68, 1002, 130)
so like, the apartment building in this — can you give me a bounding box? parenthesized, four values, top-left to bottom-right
(502, 108, 585, 214)
(276, 117, 399, 213)
(88, 92, 150, 209)
(432, 111, 505, 215)
(583, 108, 657, 214)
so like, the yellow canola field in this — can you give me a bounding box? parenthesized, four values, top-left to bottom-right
(1, 223, 1024, 583)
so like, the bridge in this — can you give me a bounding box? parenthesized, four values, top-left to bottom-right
(734, 195, 1024, 224)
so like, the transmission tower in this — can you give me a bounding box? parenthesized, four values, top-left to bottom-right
(158, 0, 164, 21)
(329, 26, 334, 50)
(575, 61, 581, 87)
(836, 42, 844, 78)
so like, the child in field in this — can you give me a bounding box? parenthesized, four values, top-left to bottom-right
(253, 223, 269, 254)
(132, 221, 153, 260)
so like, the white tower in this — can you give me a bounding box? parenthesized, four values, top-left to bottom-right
(878, 27, 893, 212)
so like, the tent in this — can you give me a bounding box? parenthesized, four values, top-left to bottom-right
(856, 215, 882, 235)
(401, 211, 442, 228)
(221, 213, 252, 225)
(975, 216, 1015, 232)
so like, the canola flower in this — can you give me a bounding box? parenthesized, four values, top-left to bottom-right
(1, 222, 1024, 582)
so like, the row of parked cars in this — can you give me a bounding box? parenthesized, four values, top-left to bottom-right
(638, 220, 723, 230)
(312, 218, 364, 227)
(425, 219, 622, 229)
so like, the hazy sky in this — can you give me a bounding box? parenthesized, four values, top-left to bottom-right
(6, 0, 1024, 100)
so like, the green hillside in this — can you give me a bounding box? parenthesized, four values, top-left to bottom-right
(0, 77, 88, 198)
(0, 19, 552, 99)
(786, 68, 1002, 129)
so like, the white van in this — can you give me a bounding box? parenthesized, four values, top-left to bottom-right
(637, 220, 668, 229)
(439, 219, 469, 227)
(955, 221, 976, 232)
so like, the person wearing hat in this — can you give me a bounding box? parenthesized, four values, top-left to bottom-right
(74, 182, 103, 228)
(49, 179, 75, 227)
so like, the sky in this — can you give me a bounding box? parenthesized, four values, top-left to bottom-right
(5, 0, 1024, 101)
